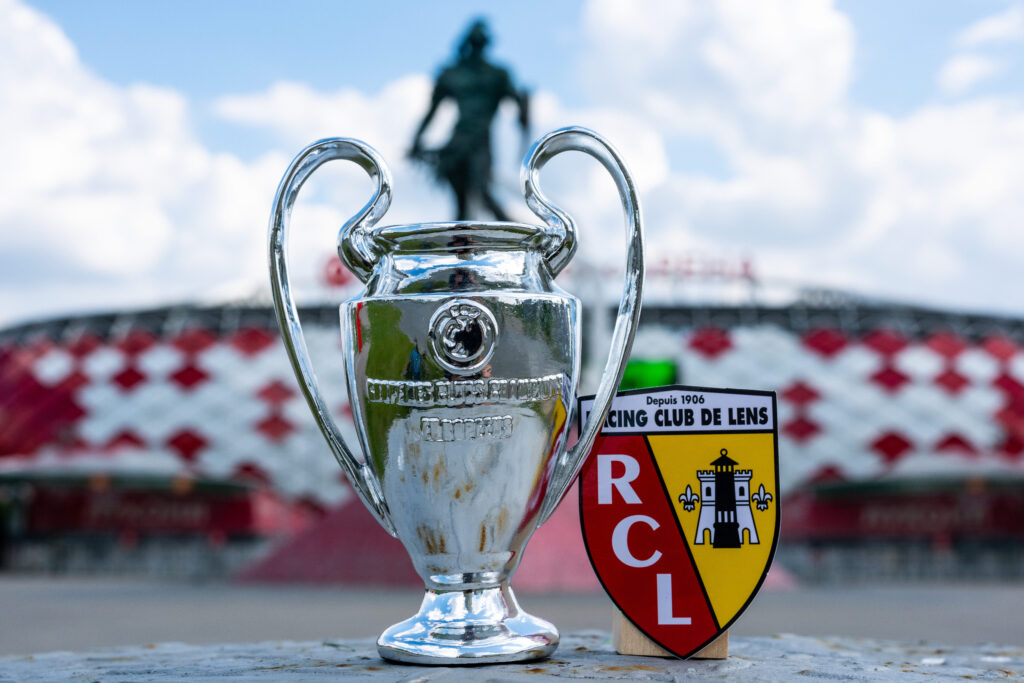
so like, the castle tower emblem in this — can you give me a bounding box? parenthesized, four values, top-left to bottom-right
(681, 448, 765, 548)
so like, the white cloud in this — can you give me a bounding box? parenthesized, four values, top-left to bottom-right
(211, 76, 457, 232)
(955, 4, 1024, 48)
(937, 54, 1002, 94)
(1, 0, 661, 327)
(582, 0, 854, 138)
(212, 79, 672, 268)
(0, 0, 289, 324)
(214, 77, 433, 160)
(574, 0, 1024, 314)
(4, 0, 1024, 328)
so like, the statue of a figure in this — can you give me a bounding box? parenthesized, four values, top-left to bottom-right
(409, 20, 530, 221)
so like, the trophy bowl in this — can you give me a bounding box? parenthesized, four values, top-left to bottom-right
(268, 127, 644, 665)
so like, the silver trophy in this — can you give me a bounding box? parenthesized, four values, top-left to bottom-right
(268, 127, 644, 664)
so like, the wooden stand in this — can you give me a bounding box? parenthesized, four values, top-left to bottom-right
(613, 609, 728, 659)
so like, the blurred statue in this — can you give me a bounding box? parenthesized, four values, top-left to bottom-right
(409, 19, 530, 221)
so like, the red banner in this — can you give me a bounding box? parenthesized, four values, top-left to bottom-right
(23, 487, 308, 535)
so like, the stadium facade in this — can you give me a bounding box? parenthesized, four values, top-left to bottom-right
(2, 297, 1023, 580)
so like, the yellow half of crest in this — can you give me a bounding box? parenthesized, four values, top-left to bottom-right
(648, 432, 777, 627)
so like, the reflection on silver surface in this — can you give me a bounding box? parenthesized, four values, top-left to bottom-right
(268, 127, 644, 665)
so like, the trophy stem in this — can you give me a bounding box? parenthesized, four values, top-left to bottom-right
(376, 583, 558, 665)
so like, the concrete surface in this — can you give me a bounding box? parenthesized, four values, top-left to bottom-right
(0, 632, 1021, 681)
(1, 577, 1023, 658)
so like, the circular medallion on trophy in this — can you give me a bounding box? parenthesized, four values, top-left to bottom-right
(428, 299, 498, 375)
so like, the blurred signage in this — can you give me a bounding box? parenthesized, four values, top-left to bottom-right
(645, 255, 756, 282)
(567, 254, 756, 283)
(323, 255, 355, 288)
(22, 486, 303, 535)
(783, 485, 1024, 540)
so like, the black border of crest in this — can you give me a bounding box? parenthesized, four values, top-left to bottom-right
(576, 384, 781, 660)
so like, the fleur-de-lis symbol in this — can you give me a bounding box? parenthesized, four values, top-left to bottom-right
(678, 484, 699, 512)
(752, 483, 773, 511)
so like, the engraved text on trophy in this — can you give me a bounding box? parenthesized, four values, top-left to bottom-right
(420, 415, 514, 442)
(365, 373, 564, 407)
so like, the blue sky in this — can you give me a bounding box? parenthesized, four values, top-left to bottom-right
(4, 0, 1024, 324)
(34, 4, 1021, 117)
(28, 2, 582, 95)
(843, 2, 1023, 108)
(29, 1, 586, 158)
(30, 1, 1022, 156)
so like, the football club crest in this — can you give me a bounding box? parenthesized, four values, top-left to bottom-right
(578, 385, 779, 658)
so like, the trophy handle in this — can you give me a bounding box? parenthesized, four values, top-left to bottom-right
(268, 138, 396, 536)
(523, 127, 646, 526)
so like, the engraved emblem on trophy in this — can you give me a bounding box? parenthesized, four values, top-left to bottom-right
(429, 299, 497, 374)
(268, 126, 645, 664)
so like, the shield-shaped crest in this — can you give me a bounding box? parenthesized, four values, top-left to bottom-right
(578, 385, 779, 659)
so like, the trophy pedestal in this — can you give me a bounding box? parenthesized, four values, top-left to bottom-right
(376, 584, 558, 665)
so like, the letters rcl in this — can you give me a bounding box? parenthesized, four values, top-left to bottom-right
(581, 436, 718, 654)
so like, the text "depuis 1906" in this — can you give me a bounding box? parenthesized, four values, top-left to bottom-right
(366, 374, 563, 407)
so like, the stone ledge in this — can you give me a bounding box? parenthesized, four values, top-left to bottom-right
(0, 632, 1020, 681)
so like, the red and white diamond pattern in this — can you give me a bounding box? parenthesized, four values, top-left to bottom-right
(6, 315, 1024, 505)
(638, 324, 1024, 493)
(5, 326, 353, 505)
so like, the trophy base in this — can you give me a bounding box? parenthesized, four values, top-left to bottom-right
(376, 583, 558, 665)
